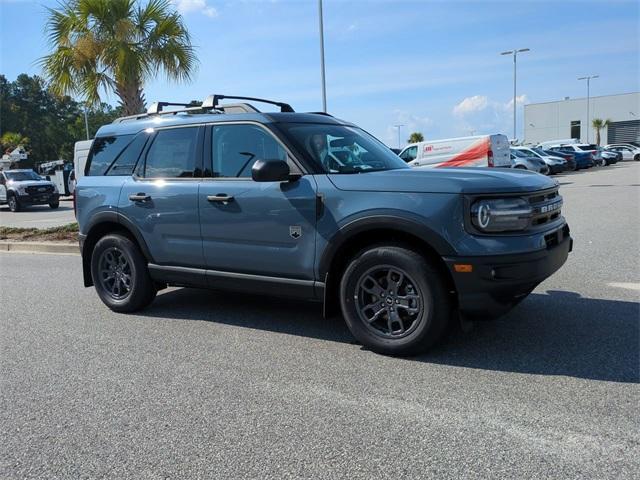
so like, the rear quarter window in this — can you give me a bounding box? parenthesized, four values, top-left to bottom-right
(85, 135, 134, 176)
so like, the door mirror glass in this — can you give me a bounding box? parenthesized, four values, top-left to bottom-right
(251, 159, 290, 182)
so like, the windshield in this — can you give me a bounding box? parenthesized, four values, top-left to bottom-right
(278, 123, 409, 174)
(532, 147, 549, 156)
(513, 149, 536, 158)
(4, 170, 43, 181)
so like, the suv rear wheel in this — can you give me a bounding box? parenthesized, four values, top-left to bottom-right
(91, 233, 157, 312)
(339, 245, 451, 355)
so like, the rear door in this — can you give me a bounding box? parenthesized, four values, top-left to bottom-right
(199, 122, 317, 280)
(118, 125, 204, 267)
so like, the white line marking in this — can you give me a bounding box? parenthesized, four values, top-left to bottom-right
(607, 282, 640, 291)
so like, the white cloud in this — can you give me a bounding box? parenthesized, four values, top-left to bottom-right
(451, 94, 529, 139)
(384, 110, 434, 147)
(453, 95, 489, 116)
(172, 0, 218, 18)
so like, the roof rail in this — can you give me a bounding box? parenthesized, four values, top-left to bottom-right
(112, 94, 294, 123)
(202, 94, 294, 113)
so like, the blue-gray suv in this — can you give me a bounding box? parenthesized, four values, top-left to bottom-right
(76, 95, 572, 355)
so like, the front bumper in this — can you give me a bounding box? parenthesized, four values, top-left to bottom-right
(444, 225, 572, 319)
(17, 193, 59, 205)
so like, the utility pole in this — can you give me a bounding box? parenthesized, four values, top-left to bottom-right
(394, 124, 404, 149)
(318, 0, 327, 112)
(500, 48, 530, 140)
(578, 75, 599, 143)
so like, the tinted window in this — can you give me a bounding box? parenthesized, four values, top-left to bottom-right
(106, 133, 149, 176)
(86, 135, 134, 176)
(144, 127, 199, 178)
(211, 124, 287, 178)
(570, 120, 580, 140)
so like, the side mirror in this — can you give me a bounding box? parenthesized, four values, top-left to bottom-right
(251, 159, 291, 182)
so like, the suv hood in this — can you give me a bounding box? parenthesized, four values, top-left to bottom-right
(327, 167, 556, 194)
(8, 180, 55, 188)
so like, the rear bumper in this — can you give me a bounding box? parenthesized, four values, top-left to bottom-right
(444, 225, 572, 319)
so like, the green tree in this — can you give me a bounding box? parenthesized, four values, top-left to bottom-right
(41, 0, 197, 116)
(591, 118, 610, 146)
(408, 132, 424, 143)
(1, 132, 30, 153)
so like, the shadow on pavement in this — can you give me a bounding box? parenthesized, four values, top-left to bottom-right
(145, 288, 639, 383)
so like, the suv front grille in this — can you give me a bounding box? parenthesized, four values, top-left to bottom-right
(526, 188, 563, 229)
(25, 185, 54, 195)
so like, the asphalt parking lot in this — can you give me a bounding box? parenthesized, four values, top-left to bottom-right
(0, 199, 76, 229)
(1, 163, 638, 479)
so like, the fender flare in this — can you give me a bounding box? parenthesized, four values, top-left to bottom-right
(318, 212, 456, 279)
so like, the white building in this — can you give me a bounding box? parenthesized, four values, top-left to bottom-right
(524, 92, 640, 145)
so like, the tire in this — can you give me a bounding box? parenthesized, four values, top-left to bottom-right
(515, 165, 526, 170)
(339, 245, 451, 355)
(635, 154, 640, 162)
(91, 233, 156, 312)
(7, 193, 20, 212)
(49, 201, 59, 209)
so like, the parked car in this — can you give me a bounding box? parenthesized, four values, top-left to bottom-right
(0, 169, 60, 212)
(510, 148, 550, 174)
(600, 149, 620, 165)
(75, 94, 572, 356)
(398, 134, 511, 169)
(514, 146, 567, 174)
(546, 146, 594, 169)
(604, 144, 640, 161)
(540, 149, 577, 171)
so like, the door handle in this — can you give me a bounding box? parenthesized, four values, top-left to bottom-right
(129, 193, 151, 202)
(207, 194, 234, 203)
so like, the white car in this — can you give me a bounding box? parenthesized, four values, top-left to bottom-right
(604, 144, 640, 161)
(398, 134, 511, 169)
(513, 146, 567, 174)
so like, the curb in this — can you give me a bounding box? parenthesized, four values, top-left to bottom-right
(0, 241, 79, 255)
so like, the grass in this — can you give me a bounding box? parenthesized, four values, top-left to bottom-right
(0, 222, 79, 242)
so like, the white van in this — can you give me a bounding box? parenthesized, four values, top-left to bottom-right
(71, 139, 93, 194)
(398, 134, 510, 168)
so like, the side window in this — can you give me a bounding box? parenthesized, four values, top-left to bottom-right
(400, 146, 417, 162)
(86, 135, 134, 176)
(211, 124, 287, 178)
(106, 132, 149, 176)
(144, 127, 199, 178)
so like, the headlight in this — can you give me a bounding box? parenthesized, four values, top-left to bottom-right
(470, 198, 532, 232)
(16, 186, 27, 195)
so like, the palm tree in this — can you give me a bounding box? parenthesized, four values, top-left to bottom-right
(591, 118, 611, 146)
(41, 0, 197, 116)
(408, 132, 424, 143)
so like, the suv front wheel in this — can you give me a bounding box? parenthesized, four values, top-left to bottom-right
(91, 233, 157, 312)
(340, 245, 451, 355)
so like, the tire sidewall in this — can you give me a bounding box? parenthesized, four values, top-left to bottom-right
(340, 246, 448, 355)
(91, 234, 155, 312)
(8, 194, 19, 212)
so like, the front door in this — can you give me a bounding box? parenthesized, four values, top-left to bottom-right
(118, 125, 204, 267)
(199, 123, 317, 280)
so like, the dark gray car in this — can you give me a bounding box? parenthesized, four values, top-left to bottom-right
(76, 95, 572, 355)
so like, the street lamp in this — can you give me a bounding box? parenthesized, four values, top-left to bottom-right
(500, 48, 530, 140)
(394, 124, 405, 149)
(318, 0, 327, 112)
(578, 75, 598, 143)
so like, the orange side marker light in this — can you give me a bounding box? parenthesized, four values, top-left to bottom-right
(454, 264, 473, 273)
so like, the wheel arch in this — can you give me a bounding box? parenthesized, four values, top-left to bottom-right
(81, 213, 154, 287)
(320, 217, 457, 317)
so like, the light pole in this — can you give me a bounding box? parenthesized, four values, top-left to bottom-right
(500, 48, 530, 140)
(318, 0, 327, 112)
(83, 104, 90, 140)
(394, 124, 404, 149)
(578, 75, 598, 143)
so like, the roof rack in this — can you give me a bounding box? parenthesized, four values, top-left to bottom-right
(113, 94, 294, 123)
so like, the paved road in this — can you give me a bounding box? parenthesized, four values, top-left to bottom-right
(1, 163, 638, 478)
(0, 200, 75, 229)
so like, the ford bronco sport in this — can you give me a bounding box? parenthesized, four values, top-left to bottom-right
(76, 95, 572, 355)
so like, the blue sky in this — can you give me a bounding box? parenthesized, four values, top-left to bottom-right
(1, 0, 638, 146)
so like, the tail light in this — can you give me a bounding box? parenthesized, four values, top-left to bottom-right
(487, 149, 494, 167)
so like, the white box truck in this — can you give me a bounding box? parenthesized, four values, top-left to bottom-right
(398, 134, 511, 169)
